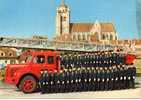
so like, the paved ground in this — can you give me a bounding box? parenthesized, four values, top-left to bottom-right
(0, 77, 141, 99)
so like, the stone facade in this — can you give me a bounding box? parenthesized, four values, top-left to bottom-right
(55, 0, 118, 43)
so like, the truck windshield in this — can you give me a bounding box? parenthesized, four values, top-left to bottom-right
(25, 55, 33, 63)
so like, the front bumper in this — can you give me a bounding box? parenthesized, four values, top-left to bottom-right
(5, 77, 17, 85)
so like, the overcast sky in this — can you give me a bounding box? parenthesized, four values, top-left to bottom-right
(0, 0, 138, 39)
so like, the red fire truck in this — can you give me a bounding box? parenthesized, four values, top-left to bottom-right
(5, 51, 60, 93)
(4, 50, 136, 93)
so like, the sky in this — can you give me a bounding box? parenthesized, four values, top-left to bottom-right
(0, 0, 139, 40)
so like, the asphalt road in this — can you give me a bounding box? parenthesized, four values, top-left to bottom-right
(0, 77, 141, 99)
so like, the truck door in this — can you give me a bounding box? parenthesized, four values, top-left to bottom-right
(46, 56, 56, 71)
(31, 55, 46, 75)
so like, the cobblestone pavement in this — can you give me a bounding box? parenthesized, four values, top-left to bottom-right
(0, 77, 141, 99)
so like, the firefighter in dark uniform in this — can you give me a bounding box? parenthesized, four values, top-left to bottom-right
(104, 67, 109, 91)
(114, 66, 120, 89)
(41, 70, 49, 94)
(40, 70, 46, 94)
(116, 65, 121, 90)
(91, 67, 96, 91)
(109, 67, 114, 90)
(126, 65, 132, 89)
(76, 68, 81, 92)
(77, 68, 82, 92)
(96, 67, 101, 91)
(70, 68, 74, 92)
(131, 65, 136, 88)
(64, 69, 70, 92)
(58, 70, 63, 93)
(53, 70, 58, 93)
(87, 67, 92, 91)
(99, 67, 105, 91)
(82, 67, 87, 91)
(119, 65, 124, 89)
(49, 71, 54, 93)
(123, 65, 128, 89)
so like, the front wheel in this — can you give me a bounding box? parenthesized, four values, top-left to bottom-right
(19, 75, 37, 93)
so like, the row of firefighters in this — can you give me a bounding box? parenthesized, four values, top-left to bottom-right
(39, 64, 136, 94)
(60, 51, 126, 69)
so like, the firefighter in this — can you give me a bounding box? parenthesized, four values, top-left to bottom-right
(105, 67, 109, 91)
(58, 70, 63, 93)
(64, 69, 70, 92)
(131, 65, 136, 88)
(73, 68, 78, 92)
(77, 68, 82, 92)
(70, 68, 74, 92)
(91, 67, 96, 91)
(123, 66, 128, 89)
(99, 67, 105, 91)
(87, 67, 92, 91)
(96, 67, 100, 91)
(54, 70, 58, 93)
(119, 65, 124, 89)
(108, 67, 114, 90)
(82, 67, 87, 91)
(40, 70, 46, 94)
(116, 65, 121, 90)
(126, 65, 133, 89)
(62, 70, 66, 93)
(49, 71, 54, 93)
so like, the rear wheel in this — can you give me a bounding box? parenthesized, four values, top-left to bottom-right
(19, 75, 37, 93)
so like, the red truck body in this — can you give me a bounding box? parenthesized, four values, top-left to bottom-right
(5, 51, 60, 92)
(4, 50, 136, 93)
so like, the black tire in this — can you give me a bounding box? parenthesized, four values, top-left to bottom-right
(19, 75, 37, 93)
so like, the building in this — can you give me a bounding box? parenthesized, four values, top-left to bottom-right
(0, 48, 17, 69)
(55, 0, 118, 43)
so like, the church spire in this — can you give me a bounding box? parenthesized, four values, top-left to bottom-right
(61, 0, 65, 6)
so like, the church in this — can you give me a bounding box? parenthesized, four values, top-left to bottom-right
(54, 0, 118, 43)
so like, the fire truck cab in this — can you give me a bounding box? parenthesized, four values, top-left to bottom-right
(5, 51, 60, 93)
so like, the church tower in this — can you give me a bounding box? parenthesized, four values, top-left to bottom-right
(56, 0, 70, 36)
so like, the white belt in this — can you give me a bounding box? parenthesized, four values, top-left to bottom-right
(46, 82, 48, 85)
(115, 78, 118, 81)
(71, 80, 73, 83)
(120, 77, 123, 80)
(57, 81, 60, 84)
(51, 81, 53, 85)
(128, 77, 131, 80)
(67, 81, 69, 84)
(94, 78, 96, 81)
(89, 78, 91, 82)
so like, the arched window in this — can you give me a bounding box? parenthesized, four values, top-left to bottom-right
(9, 52, 13, 57)
(115, 36, 117, 40)
(102, 34, 106, 40)
(95, 32, 99, 40)
(110, 34, 113, 40)
(83, 34, 86, 40)
(0, 51, 5, 57)
(78, 34, 81, 40)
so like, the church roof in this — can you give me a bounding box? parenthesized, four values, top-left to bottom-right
(70, 23, 116, 33)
